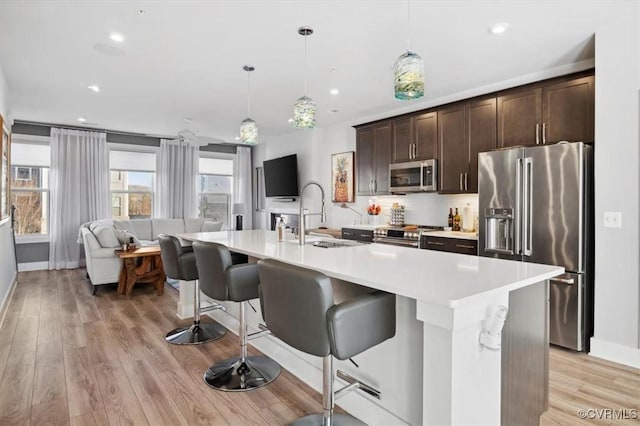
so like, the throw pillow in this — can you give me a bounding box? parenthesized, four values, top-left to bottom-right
(92, 225, 121, 248)
(201, 221, 223, 232)
(114, 229, 141, 247)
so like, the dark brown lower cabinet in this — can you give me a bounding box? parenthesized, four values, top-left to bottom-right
(421, 235, 478, 255)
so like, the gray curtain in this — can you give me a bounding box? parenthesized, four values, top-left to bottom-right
(49, 128, 109, 269)
(156, 139, 198, 218)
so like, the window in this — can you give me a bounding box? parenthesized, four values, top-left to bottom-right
(10, 141, 50, 239)
(198, 156, 233, 229)
(109, 149, 156, 220)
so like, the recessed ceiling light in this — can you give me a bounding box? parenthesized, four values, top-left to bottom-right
(234, 136, 241, 141)
(87, 84, 100, 93)
(489, 23, 510, 35)
(77, 117, 87, 123)
(287, 118, 294, 124)
(330, 88, 339, 95)
(109, 32, 125, 43)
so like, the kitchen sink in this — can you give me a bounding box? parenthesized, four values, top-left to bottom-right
(309, 240, 363, 248)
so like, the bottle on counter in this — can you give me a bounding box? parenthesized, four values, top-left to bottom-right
(453, 208, 461, 231)
(276, 217, 286, 242)
(448, 208, 454, 229)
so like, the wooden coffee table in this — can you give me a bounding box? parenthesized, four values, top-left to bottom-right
(115, 246, 166, 298)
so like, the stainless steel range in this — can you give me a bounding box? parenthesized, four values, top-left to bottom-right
(374, 225, 442, 248)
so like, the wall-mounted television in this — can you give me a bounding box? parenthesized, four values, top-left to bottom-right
(263, 154, 299, 197)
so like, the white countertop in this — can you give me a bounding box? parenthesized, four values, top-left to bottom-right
(340, 224, 379, 231)
(425, 230, 479, 240)
(179, 230, 562, 309)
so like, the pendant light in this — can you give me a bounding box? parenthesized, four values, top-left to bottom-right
(394, 0, 424, 100)
(293, 26, 316, 129)
(240, 65, 259, 144)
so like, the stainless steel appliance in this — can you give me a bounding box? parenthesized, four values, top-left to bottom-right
(374, 225, 442, 248)
(478, 142, 593, 351)
(389, 159, 437, 193)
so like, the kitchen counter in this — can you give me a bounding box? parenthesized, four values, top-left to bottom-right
(306, 227, 342, 239)
(178, 230, 562, 425)
(425, 230, 479, 240)
(339, 224, 379, 231)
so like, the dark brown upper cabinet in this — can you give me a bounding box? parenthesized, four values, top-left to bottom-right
(413, 112, 438, 161)
(356, 121, 392, 195)
(498, 74, 594, 148)
(542, 75, 594, 144)
(439, 98, 497, 194)
(392, 117, 414, 163)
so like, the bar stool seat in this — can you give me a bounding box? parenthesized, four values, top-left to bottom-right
(159, 234, 226, 345)
(193, 241, 280, 391)
(258, 258, 396, 426)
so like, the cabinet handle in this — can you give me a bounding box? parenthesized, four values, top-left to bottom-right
(413, 144, 417, 159)
(409, 144, 412, 159)
(464, 173, 468, 191)
(427, 241, 445, 246)
(542, 122, 547, 144)
(535, 123, 540, 145)
(455, 244, 476, 249)
(369, 180, 374, 194)
(460, 173, 463, 191)
(374, 179, 377, 193)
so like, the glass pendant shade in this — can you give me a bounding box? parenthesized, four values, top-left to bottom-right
(240, 118, 258, 144)
(394, 50, 424, 100)
(293, 95, 316, 129)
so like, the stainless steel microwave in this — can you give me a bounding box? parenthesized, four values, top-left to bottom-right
(389, 159, 437, 193)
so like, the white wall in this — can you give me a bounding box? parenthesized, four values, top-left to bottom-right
(590, 4, 640, 367)
(0, 62, 17, 314)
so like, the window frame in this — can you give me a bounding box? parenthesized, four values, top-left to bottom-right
(197, 152, 235, 229)
(108, 143, 158, 220)
(10, 136, 51, 244)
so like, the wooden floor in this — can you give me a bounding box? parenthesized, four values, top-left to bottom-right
(0, 269, 638, 426)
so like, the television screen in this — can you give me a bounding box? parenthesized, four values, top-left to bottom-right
(263, 154, 299, 197)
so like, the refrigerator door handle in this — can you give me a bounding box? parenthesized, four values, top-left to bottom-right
(551, 276, 575, 285)
(515, 158, 522, 255)
(522, 157, 533, 256)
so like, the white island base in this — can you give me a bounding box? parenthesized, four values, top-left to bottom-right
(177, 230, 561, 426)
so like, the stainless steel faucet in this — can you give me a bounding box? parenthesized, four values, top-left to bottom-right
(299, 181, 327, 245)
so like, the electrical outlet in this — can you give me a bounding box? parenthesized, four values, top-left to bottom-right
(603, 211, 622, 228)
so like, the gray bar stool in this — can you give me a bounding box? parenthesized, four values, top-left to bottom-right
(159, 234, 226, 345)
(193, 241, 281, 391)
(258, 258, 396, 426)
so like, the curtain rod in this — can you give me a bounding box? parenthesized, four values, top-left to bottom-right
(13, 119, 173, 140)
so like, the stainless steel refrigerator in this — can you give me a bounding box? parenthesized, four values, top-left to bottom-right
(478, 142, 593, 351)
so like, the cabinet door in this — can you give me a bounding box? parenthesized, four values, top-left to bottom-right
(414, 112, 438, 160)
(438, 105, 467, 193)
(542, 76, 594, 144)
(373, 123, 392, 194)
(497, 88, 542, 148)
(392, 117, 414, 163)
(356, 126, 374, 195)
(467, 98, 497, 193)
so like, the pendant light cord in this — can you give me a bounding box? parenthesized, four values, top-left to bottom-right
(246, 71, 251, 117)
(304, 34, 308, 95)
(407, 0, 411, 51)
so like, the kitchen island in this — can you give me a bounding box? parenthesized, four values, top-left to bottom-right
(178, 230, 563, 426)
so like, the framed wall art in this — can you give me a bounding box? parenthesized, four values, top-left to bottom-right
(0, 114, 10, 224)
(331, 151, 354, 203)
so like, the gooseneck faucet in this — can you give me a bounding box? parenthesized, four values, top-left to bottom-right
(299, 181, 327, 245)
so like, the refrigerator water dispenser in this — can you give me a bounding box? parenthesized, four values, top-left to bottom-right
(484, 208, 514, 254)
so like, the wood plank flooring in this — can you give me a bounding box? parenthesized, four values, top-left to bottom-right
(0, 269, 638, 425)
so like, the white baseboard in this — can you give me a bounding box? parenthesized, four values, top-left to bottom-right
(0, 272, 17, 330)
(17, 261, 49, 272)
(590, 337, 640, 368)
(205, 310, 409, 426)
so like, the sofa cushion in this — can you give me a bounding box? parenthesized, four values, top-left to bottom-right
(201, 221, 223, 232)
(152, 219, 185, 239)
(114, 219, 152, 241)
(184, 218, 205, 233)
(81, 228, 102, 251)
(92, 225, 120, 248)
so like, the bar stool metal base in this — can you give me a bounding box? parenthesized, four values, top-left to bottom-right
(165, 322, 226, 345)
(292, 413, 366, 426)
(203, 356, 280, 391)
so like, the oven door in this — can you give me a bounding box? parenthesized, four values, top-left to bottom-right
(389, 161, 424, 193)
(374, 236, 420, 248)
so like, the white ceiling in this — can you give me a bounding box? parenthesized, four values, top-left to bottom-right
(0, 1, 626, 144)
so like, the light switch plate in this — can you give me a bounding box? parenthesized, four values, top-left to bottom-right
(603, 211, 622, 228)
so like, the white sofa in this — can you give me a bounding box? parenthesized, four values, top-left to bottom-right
(80, 218, 223, 287)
